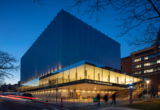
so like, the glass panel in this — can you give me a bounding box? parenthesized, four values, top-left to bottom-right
(85, 64, 94, 80)
(157, 59, 160, 64)
(144, 56, 148, 60)
(120, 74, 126, 84)
(115, 72, 121, 84)
(134, 71, 141, 75)
(57, 72, 63, 84)
(144, 62, 151, 67)
(126, 75, 130, 84)
(102, 69, 110, 82)
(110, 71, 115, 83)
(77, 64, 84, 80)
(49, 74, 57, 86)
(134, 77, 138, 83)
(134, 64, 141, 68)
(95, 67, 102, 81)
(129, 76, 133, 84)
(144, 69, 153, 73)
(64, 70, 70, 83)
(39, 79, 43, 88)
(70, 67, 76, 82)
(133, 58, 141, 62)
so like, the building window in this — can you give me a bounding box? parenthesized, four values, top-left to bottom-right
(156, 52, 160, 56)
(132, 64, 141, 69)
(133, 58, 141, 62)
(157, 59, 160, 64)
(157, 67, 160, 71)
(144, 55, 155, 60)
(144, 69, 154, 73)
(144, 61, 155, 67)
(144, 56, 148, 60)
(133, 71, 141, 75)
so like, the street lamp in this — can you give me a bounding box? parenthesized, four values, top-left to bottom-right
(146, 80, 150, 101)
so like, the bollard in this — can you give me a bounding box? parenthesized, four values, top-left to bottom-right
(46, 100, 48, 106)
(61, 97, 63, 107)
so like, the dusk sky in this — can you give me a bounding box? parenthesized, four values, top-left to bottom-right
(0, 0, 141, 84)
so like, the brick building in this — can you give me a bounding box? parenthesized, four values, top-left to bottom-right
(121, 32, 160, 95)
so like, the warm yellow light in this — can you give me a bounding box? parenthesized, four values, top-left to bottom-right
(147, 80, 150, 84)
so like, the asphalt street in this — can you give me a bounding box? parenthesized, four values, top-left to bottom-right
(0, 97, 77, 110)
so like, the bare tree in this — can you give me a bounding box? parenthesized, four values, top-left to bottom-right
(0, 50, 19, 81)
(33, 0, 44, 6)
(68, 0, 160, 48)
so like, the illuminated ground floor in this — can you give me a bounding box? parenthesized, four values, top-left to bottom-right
(22, 81, 145, 107)
(18, 60, 146, 106)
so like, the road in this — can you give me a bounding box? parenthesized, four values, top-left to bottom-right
(0, 97, 77, 110)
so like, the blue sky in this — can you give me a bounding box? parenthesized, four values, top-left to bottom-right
(0, 0, 140, 84)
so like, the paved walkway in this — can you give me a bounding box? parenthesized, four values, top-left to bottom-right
(97, 107, 139, 110)
(74, 98, 160, 110)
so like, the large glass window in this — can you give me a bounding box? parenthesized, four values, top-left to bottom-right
(110, 71, 115, 83)
(133, 64, 141, 69)
(133, 58, 141, 62)
(157, 59, 160, 64)
(148, 54, 155, 59)
(95, 67, 102, 81)
(42, 78, 49, 87)
(64, 70, 70, 83)
(39, 79, 43, 88)
(70, 67, 76, 82)
(77, 65, 84, 80)
(102, 69, 110, 82)
(126, 75, 133, 84)
(144, 69, 154, 73)
(144, 62, 151, 67)
(157, 67, 160, 71)
(133, 71, 141, 75)
(126, 75, 130, 84)
(156, 52, 160, 56)
(144, 61, 155, 67)
(57, 72, 63, 84)
(49, 74, 57, 86)
(115, 72, 121, 84)
(144, 56, 148, 60)
(120, 74, 126, 84)
(85, 64, 94, 80)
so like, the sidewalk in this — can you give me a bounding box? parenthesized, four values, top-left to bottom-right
(74, 98, 159, 110)
(97, 106, 139, 110)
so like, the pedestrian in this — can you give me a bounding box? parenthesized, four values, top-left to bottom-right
(150, 92, 152, 99)
(139, 93, 142, 100)
(111, 93, 116, 105)
(96, 93, 100, 107)
(103, 94, 108, 106)
(153, 93, 156, 98)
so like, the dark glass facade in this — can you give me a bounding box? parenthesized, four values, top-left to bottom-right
(21, 10, 121, 84)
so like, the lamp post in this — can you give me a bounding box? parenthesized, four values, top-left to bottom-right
(147, 80, 150, 101)
(129, 83, 133, 105)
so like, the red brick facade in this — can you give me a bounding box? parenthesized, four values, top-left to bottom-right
(121, 43, 160, 95)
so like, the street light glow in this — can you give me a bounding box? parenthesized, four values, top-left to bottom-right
(147, 80, 149, 84)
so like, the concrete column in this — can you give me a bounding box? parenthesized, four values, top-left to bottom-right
(73, 89, 77, 99)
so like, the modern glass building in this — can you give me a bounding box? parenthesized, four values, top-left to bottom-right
(19, 10, 144, 105)
(21, 9, 121, 85)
